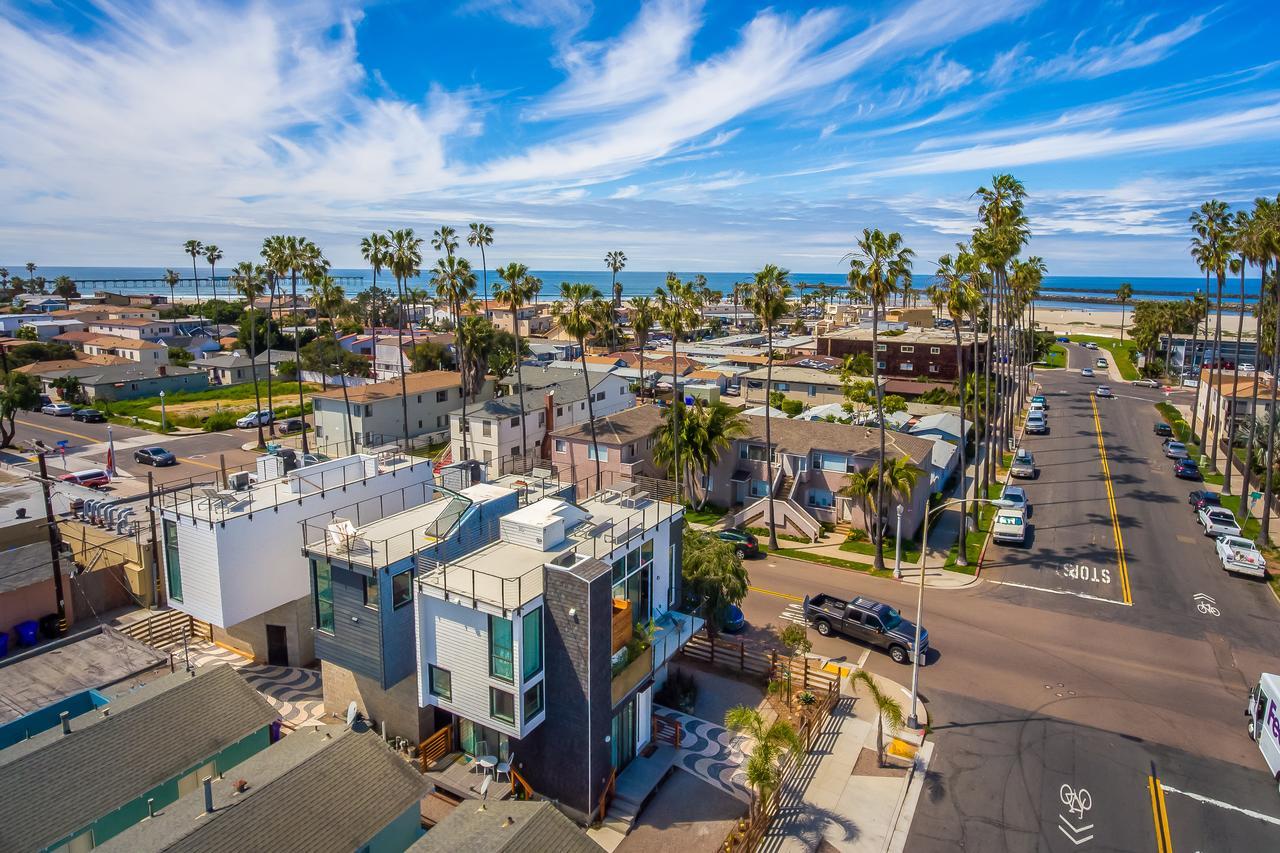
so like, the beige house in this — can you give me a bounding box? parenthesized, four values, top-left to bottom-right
(549, 403, 665, 492)
(310, 370, 492, 450)
(741, 365, 854, 407)
(82, 334, 169, 365)
(87, 317, 175, 341)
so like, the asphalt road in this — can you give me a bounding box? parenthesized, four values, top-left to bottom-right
(739, 343, 1280, 852)
(9, 411, 263, 489)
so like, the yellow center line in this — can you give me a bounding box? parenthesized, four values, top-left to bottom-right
(1148, 774, 1174, 852)
(748, 585, 804, 602)
(179, 457, 221, 471)
(15, 418, 102, 444)
(1090, 394, 1133, 605)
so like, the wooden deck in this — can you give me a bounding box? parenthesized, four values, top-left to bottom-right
(425, 752, 514, 801)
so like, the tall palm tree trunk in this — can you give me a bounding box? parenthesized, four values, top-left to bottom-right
(954, 323, 968, 565)
(1239, 262, 1268, 523)
(264, 282, 276, 437)
(1189, 286, 1204, 432)
(248, 300, 265, 448)
(1263, 271, 1280, 544)
(1225, 265, 1247, 494)
(395, 276, 410, 451)
(982, 284, 995, 490)
(970, 317, 981, 522)
(456, 295, 470, 463)
(670, 334, 681, 500)
(514, 320, 528, 469)
(580, 342, 602, 492)
(872, 306, 886, 571)
(764, 324, 778, 551)
(289, 271, 309, 454)
(1208, 273, 1226, 471)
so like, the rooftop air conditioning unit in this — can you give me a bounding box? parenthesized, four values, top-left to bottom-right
(227, 471, 252, 491)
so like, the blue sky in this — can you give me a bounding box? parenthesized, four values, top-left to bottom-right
(2, 0, 1279, 275)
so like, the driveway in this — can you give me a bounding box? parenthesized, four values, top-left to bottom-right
(184, 642, 325, 728)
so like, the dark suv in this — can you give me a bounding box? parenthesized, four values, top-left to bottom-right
(717, 528, 759, 557)
(803, 593, 927, 664)
(1154, 422, 1173, 437)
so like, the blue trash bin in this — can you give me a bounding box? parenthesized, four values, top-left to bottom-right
(0, 631, 9, 659)
(16, 620, 39, 647)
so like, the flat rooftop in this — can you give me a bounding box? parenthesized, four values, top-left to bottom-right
(0, 628, 169, 723)
(419, 486, 683, 610)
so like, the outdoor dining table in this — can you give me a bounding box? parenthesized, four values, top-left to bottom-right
(477, 754, 498, 776)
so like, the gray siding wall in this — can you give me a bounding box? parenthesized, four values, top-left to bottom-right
(312, 561, 384, 684)
(380, 562, 418, 689)
(518, 560, 612, 820)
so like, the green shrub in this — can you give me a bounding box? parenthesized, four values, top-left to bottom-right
(780, 398, 805, 417)
(655, 668, 698, 714)
(845, 528, 869, 542)
(204, 410, 238, 432)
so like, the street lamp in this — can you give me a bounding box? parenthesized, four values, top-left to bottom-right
(158, 390, 167, 432)
(893, 504, 904, 580)
(907, 494, 1015, 730)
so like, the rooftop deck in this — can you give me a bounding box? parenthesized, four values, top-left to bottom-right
(425, 752, 514, 802)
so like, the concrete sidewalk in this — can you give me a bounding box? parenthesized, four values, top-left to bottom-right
(759, 669, 933, 853)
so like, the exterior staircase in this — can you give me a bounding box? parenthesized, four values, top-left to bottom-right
(776, 473, 794, 499)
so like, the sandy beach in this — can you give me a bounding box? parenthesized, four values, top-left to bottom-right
(1033, 305, 1259, 340)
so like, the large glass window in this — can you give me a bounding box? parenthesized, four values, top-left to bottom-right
(428, 665, 452, 701)
(313, 559, 334, 633)
(392, 570, 413, 609)
(363, 573, 378, 609)
(490, 687, 515, 724)
(588, 444, 609, 461)
(524, 681, 545, 720)
(522, 608, 543, 681)
(163, 519, 183, 603)
(611, 543, 654, 627)
(489, 615, 514, 682)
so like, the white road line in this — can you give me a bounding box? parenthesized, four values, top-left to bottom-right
(1160, 784, 1280, 827)
(986, 579, 1131, 606)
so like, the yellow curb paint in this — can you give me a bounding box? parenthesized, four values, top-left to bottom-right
(1091, 394, 1134, 605)
(748, 585, 803, 602)
(1148, 773, 1174, 853)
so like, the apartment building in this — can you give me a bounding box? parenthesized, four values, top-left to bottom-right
(550, 403, 665, 491)
(299, 470, 573, 741)
(413, 479, 699, 822)
(153, 451, 435, 667)
(312, 371, 493, 451)
(86, 317, 175, 341)
(741, 364, 851, 407)
(817, 327, 982, 381)
(82, 334, 168, 365)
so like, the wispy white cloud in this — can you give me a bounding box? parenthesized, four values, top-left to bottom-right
(532, 0, 703, 119)
(465, 0, 592, 31)
(1037, 13, 1208, 80)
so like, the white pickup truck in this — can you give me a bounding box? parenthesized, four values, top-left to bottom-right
(1215, 535, 1268, 578)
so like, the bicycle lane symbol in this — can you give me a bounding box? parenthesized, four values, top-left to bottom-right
(1058, 783, 1095, 847)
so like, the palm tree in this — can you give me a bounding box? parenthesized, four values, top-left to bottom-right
(231, 262, 268, 448)
(605, 250, 627, 349)
(747, 264, 792, 551)
(183, 240, 204, 330)
(724, 705, 805, 811)
(385, 229, 423, 449)
(432, 225, 458, 259)
(163, 269, 180, 310)
(1187, 288, 1209, 428)
(552, 283, 609, 490)
(837, 468, 875, 532)
(847, 229, 913, 570)
(433, 253, 476, 458)
(929, 255, 979, 564)
(24, 262, 36, 282)
(1235, 208, 1267, 519)
(282, 237, 327, 454)
(457, 315, 495, 446)
(494, 262, 539, 464)
(361, 232, 391, 381)
(654, 400, 749, 507)
(1223, 210, 1252, 496)
(1117, 282, 1134, 345)
(1190, 200, 1234, 471)
(849, 669, 906, 766)
(467, 222, 495, 306)
(1253, 196, 1280, 541)
(204, 244, 223, 307)
(0, 268, 9, 291)
(260, 235, 290, 435)
(655, 277, 701, 497)
(629, 296, 657, 397)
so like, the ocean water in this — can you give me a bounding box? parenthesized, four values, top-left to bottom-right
(1, 265, 1260, 310)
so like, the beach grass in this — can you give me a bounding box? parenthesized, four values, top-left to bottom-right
(1068, 334, 1139, 380)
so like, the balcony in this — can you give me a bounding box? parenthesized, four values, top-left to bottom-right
(611, 599, 632, 656)
(612, 646, 653, 706)
(609, 608, 703, 707)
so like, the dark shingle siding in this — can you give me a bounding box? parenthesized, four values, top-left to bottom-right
(0, 664, 276, 851)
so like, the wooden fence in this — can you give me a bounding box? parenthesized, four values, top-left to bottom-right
(721, 678, 842, 852)
(116, 609, 211, 649)
(679, 634, 772, 678)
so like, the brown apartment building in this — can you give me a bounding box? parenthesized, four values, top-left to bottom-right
(817, 327, 983, 381)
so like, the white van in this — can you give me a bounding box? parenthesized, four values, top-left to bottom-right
(992, 507, 1027, 545)
(1247, 673, 1280, 789)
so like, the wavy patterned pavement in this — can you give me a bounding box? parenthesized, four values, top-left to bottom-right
(655, 707, 753, 803)
(185, 643, 326, 728)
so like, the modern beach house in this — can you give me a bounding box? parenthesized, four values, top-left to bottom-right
(153, 450, 435, 667)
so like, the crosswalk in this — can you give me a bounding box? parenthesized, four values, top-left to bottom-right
(779, 603, 810, 626)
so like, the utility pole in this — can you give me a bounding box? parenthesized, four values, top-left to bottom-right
(36, 453, 68, 635)
(147, 470, 163, 609)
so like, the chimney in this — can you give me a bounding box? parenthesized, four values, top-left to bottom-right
(59, 712, 70, 735)
(544, 389, 556, 434)
(202, 777, 214, 814)
(15, 507, 26, 519)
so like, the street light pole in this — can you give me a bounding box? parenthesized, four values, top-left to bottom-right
(159, 390, 167, 432)
(893, 504, 903, 579)
(908, 494, 1013, 730)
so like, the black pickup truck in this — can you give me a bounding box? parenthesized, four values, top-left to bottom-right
(802, 593, 927, 664)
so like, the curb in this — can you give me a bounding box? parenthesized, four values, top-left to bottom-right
(976, 386, 1031, 577)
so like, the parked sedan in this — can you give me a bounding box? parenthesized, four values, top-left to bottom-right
(1095, 358, 1109, 368)
(60, 469, 110, 488)
(1188, 490, 1221, 513)
(1154, 422, 1173, 437)
(1163, 440, 1189, 459)
(1133, 378, 1161, 388)
(1010, 448, 1036, 479)
(72, 408, 106, 423)
(1001, 485, 1030, 516)
(1215, 535, 1267, 577)
(133, 447, 177, 466)
(1095, 385, 1113, 398)
(1199, 506, 1243, 538)
(1031, 394, 1048, 409)
(1174, 458, 1202, 480)
(1080, 367, 1095, 378)
(41, 402, 75, 417)
(718, 529, 760, 558)
(1025, 412, 1049, 434)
